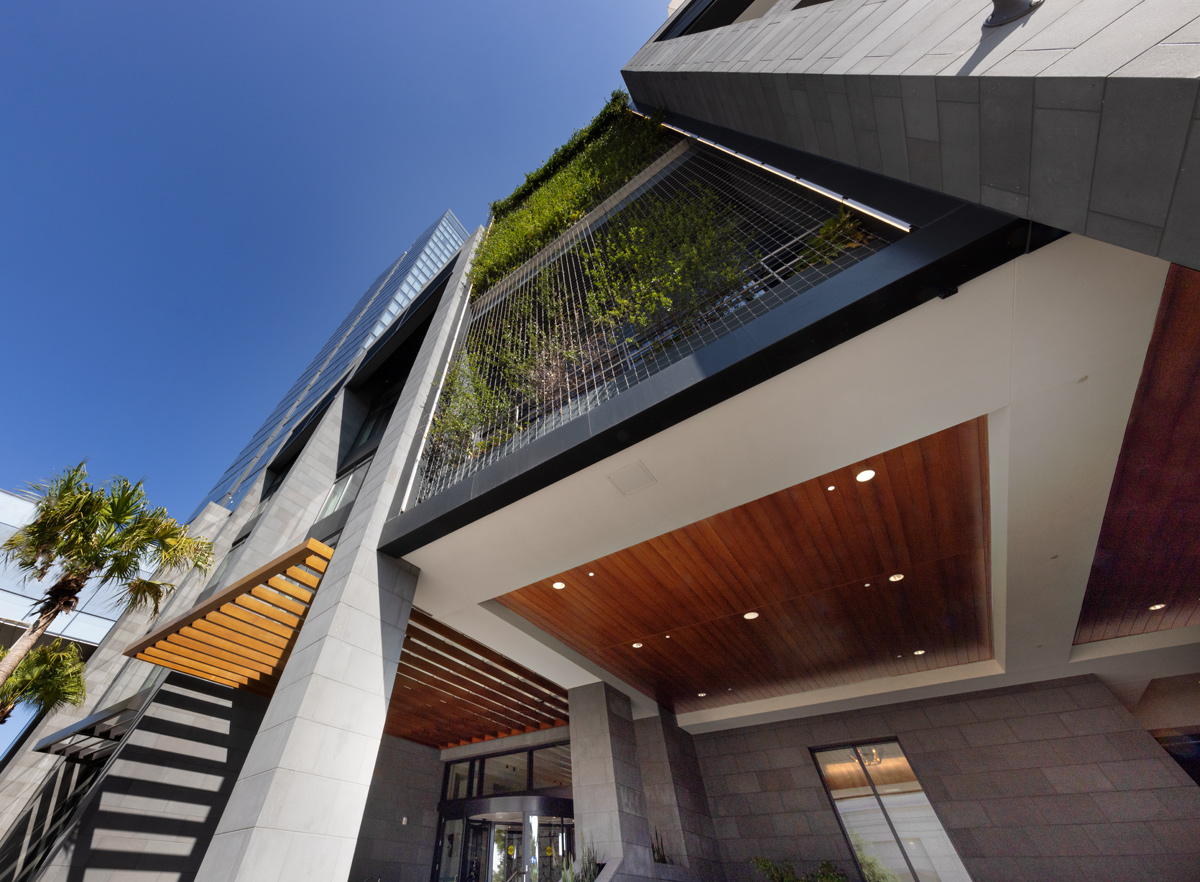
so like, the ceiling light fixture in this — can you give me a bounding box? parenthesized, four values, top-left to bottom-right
(743, 611, 759, 620)
(665, 635, 671, 639)
(1149, 603, 1166, 611)
(632, 642, 643, 648)
(697, 692, 706, 697)
(552, 582, 566, 589)
(864, 582, 871, 587)
(856, 469, 875, 482)
(827, 485, 835, 491)
(913, 649, 926, 655)
(889, 574, 904, 582)
(588, 572, 595, 577)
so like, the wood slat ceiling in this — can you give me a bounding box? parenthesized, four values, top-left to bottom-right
(1075, 264, 1200, 643)
(387, 609, 569, 748)
(497, 417, 992, 713)
(124, 539, 335, 694)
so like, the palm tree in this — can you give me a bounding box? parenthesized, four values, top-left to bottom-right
(0, 639, 86, 724)
(0, 462, 213, 687)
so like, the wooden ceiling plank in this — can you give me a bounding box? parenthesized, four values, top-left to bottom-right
(166, 633, 276, 675)
(125, 537, 331, 657)
(404, 635, 568, 717)
(233, 593, 302, 628)
(407, 609, 566, 699)
(154, 639, 268, 680)
(250, 584, 308, 617)
(267, 575, 315, 604)
(136, 653, 241, 689)
(193, 617, 287, 657)
(142, 647, 251, 686)
(284, 566, 321, 590)
(181, 624, 282, 664)
(208, 610, 290, 649)
(398, 653, 553, 730)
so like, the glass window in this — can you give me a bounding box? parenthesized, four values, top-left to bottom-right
(439, 817, 465, 882)
(479, 751, 529, 795)
(446, 760, 471, 801)
(318, 458, 371, 520)
(532, 744, 571, 790)
(814, 742, 973, 882)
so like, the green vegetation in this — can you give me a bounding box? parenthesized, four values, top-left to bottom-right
(752, 857, 850, 882)
(0, 639, 86, 725)
(0, 462, 213, 688)
(584, 184, 749, 342)
(793, 209, 871, 274)
(470, 91, 672, 295)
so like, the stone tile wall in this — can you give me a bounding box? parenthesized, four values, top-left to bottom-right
(350, 734, 444, 882)
(692, 675, 1200, 882)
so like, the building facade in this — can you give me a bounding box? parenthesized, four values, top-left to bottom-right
(2, 2, 1200, 881)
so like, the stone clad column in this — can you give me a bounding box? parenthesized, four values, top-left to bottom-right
(195, 233, 479, 882)
(569, 682, 655, 882)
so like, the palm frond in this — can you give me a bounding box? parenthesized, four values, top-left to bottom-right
(0, 639, 86, 721)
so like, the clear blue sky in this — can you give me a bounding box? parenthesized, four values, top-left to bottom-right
(0, 0, 667, 520)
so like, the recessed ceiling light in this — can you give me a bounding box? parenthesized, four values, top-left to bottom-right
(913, 650, 926, 655)
(1149, 603, 1166, 611)
(632, 642, 643, 648)
(552, 582, 566, 589)
(856, 469, 875, 482)
(588, 572, 595, 577)
(889, 574, 904, 582)
(665, 635, 671, 639)
(743, 611, 759, 620)
(827, 485, 835, 491)
(697, 692, 706, 697)
(864, 582, 871, 587)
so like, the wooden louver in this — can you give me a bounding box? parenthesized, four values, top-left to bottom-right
(388, 609, 569, 748)
(124, 538, 335, 694)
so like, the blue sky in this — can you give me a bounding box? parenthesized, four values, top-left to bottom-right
(0, 0, 667, 520)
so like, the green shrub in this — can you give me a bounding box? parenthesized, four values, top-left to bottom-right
(751, 857, 849, 882)
(471, 92, 672, 296)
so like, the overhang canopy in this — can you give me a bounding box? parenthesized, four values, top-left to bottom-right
(124, 538, 334, 694)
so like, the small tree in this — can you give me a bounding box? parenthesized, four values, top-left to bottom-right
(0, 639, 86, 724)
(0, 462, 213, 687)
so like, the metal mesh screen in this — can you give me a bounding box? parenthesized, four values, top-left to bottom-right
(413, 141, 903, 505)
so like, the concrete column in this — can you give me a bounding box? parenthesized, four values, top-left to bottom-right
(634, 713, 725, 882)
(194, 233, 480, 882)
(569, 682, 654, 882)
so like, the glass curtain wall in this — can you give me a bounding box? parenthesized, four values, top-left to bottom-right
(813, 741, 973, 882)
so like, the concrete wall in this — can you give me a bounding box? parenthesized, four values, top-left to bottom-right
(692, 675, 1200, 882)
(350, 734, 444, 882)
(38, 673, 267, 882)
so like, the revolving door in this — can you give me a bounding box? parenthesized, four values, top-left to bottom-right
(435, 797, 574, 882)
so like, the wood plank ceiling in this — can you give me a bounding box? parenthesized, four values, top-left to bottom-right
(125, 539, 335, 694)
(497, 417, 992, 714)
(387, 609, 569, 748)
(1075, 264, 1200, 643)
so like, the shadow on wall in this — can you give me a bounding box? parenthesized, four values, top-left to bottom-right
(36, 674, 267, 882)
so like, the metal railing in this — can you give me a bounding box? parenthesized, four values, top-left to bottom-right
(412, 137, 903, 506)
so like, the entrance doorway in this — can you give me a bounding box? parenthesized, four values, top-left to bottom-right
(435, 798, 573, 882)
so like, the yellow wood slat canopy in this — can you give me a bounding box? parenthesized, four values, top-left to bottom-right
(124, 538, 335, 695)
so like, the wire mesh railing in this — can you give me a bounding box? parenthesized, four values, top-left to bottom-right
(412, 138, 904, 506)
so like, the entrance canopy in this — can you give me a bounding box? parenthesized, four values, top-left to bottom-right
(124, 538, 334, 694)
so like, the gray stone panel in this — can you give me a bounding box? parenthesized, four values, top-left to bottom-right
(349, 734, 443, 882)
(688, 676, 1200, 881)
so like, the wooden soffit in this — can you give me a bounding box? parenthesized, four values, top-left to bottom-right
(497, 417, 993, 714)
(388, 609, 568, 749)
(1075, 264, 1200, 643)
(124, 538, 335, 694)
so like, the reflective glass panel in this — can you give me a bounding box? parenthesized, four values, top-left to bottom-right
(531, 744, 572, 790)
(814, 746, 916, 881)
(479, 752, 529, 795)
(857, 743, 973, 882)
(439, 817, 464, 882)
(446, 761, 471, 800)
